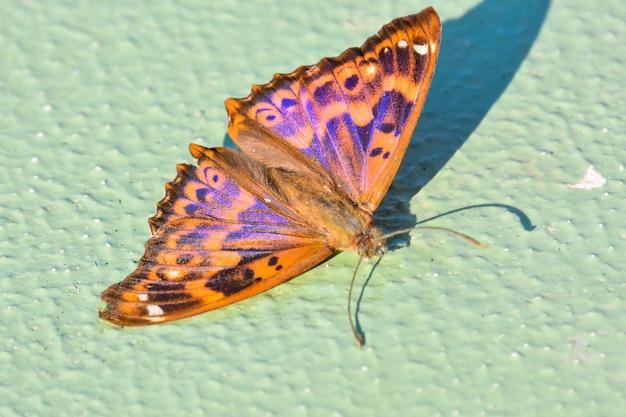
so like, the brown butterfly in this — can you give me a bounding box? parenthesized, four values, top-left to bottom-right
(100, 7, 442, 343)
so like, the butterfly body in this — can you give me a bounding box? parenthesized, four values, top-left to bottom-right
(257, 155, 385, 256)
(100, 8, 441, 327)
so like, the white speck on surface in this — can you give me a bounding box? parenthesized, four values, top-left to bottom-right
(414, 43, 428, 55)
(567, 166, 606, 190)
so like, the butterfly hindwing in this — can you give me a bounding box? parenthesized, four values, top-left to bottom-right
(149, 144, 299, 233)
(100, 218, 333, 325)
(100, 145, 333, 325)
(226, 8, 441, 212)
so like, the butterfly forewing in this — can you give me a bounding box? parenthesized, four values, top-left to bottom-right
(226, 7, 441, 212)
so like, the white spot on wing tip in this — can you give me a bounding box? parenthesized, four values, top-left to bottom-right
(413, 43, 428, 55)
(397, 39, 408, 48)
(147, 304, 164, 316)
(138, 293, 148, 302)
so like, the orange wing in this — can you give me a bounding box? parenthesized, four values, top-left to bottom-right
(100, 145, 333, 325)
(226, 8, 441, 213)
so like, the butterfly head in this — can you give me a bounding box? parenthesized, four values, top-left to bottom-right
(356, 226, 386, 258)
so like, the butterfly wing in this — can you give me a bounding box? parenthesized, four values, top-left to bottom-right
(100, 145, 333, 326)
(226, 7, 441, 213)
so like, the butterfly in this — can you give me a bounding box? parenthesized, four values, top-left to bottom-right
(100, 7, 442, 339)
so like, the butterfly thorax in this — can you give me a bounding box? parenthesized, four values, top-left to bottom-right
(269, 168, 384, 257)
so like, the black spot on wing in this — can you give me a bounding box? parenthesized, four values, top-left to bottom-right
(313, 81, 335, 107)
(156, 269, 169, 280)
(176, 231, 206, 248)
(412, 51, 429, 83)
(196, 188, 210, 203)
(379, 47, 394, 75)
(143, 282, 194, 303)
(176, 254, 193, 265)
(206, 266, 261, 296)
(236, 251, 271, 266)
(184, 203, 199, 216)
(344, 74, 359, 90)
(268, 255, 283, 271)
(158, 300, 201, 314)
(380, 122, 395, 134)
(370, 147, 383, 157)
(281, 98, 297, 109)
(356, 120, 374, 154)
(396, 44, 410, 76)
(145, 282, 186, 292)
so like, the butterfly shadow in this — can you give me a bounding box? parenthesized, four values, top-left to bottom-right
(375, 0, 550, 246)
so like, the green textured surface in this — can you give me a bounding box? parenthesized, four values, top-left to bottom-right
(1, 0, 625, 415)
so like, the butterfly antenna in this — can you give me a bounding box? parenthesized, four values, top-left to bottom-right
(377, 226, 487, 248)
(348, 254, 365, 348)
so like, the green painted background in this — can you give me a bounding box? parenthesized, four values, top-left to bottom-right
(1, 0, 625, 416)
